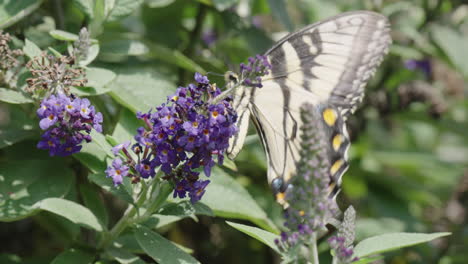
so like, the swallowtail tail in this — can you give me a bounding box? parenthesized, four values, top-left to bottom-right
(227, 11, 392, 205)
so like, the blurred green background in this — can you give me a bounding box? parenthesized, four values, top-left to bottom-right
(1, 0, 467, 263)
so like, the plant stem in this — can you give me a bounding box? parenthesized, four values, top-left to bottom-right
(310, 234, 320, 264)
(97, 182, 149, 249)
(138, 180, 173, 222)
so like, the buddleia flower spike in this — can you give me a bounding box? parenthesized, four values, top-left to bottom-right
(107, 73, 238, 203)
(275, 103, 340, 261)
(23, 28, 103, 156)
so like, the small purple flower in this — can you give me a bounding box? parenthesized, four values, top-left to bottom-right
(194, 72, 209, 84)
(36, 94, 103, 156)
(173, 179, 189, 199)
(78, 98, 92, 118)
(238, 55, 272, 88)
(105, 158, 129, 186)
(188, 180, 210, 203)
(112, 141, 130, 155)
(136, 159, 156, 178)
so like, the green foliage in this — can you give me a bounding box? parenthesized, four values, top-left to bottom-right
(1, 0, 467, 263)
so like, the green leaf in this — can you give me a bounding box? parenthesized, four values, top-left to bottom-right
(112, 108, 141, 143)
(226, 221, 280, 253)
(106, 0, 144, 21)
(50, 248, 94, 264)
(146, 0, 176, 8)
(79, 183, 109, 229)
(202, 167, 278, 233)
(0, 160, 73, 221)
(134, 225, 200, 264)
(49, 30, 79, 41)
(106, 248, 146, 264)
(431, 25, 468, 78)
(267, 0, 293, 31)
(148, 43, 206, 74)
(0, 88, 33, 104)
(158, 200, 214, 218)
(73, 0, 94, 18)
(23, 38, 42, 59)
(108, 65, 176, 113)
(74, 130, 112, 173)
(34, 198, 103, 231)
(71, 67, 115, 96)
(80, 43, 100, 66)
(355, 218, 406, 242)
(99, 39, 149, 62)
(88, 173, 135, 206)
(145, 214, 186, 229)
(0, 0, 43, 29)
(354, 232, 451, 258)
(0, 105, 36, 148)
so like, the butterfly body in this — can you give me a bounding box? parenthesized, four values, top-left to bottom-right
(227, 11, 391, 204)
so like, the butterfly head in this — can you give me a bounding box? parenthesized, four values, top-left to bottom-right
(224, 71, 239, 85)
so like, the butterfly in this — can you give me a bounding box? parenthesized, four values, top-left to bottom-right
(226, 11, 392, 205)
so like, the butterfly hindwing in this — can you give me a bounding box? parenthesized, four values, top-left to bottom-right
(228, 11, 391, 204)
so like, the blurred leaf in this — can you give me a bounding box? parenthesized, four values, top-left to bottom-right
(50, 248, 94, 264)
(203, 167, 278, 233)
(351, 256, 384, 264)
(73, 0, 94, 18)
(74, 130, 112, 173)
(89, 0, 106, 37)
(355, 218, 406, 242)
(78, 43, 100, 66)
(226, 221, 280, 253)
(108, 65, 176, 113)
(431, 25, 468, 77)
(88, 173, 135, 206)
(49, 30, 79, 41)
(354, 232, 451, 258)
(99, 39, 149, 62)
(148, 43, 206, 73)
(242, 27, 274, 55)
(34, 198, 103, 231)
(106, 0, 144, 21)
(23, 38, 42, 59)
(212, 0, 237, 11)
(72, 67, 115, 96)
(267, 0, 293, 31)
(79, 183, 109, 229)
(0, 88, 33, 104)
(0, 160, 72, 221)
(134, 225, 200, 263)
(0, 0, 43, 29)
(112, 108, 141, 143)
(146, 0, 176, 8)
(0, 104, 36, 148)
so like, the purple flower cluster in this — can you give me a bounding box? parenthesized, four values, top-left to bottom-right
(275, 103, 339, 253)
(239, 55, 272, 88)
(328, 236, 358, 263)
(106, 73, 238, 203)
(36, 93, 103, 156)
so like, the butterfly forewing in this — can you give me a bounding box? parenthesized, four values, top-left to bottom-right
(229, 11, 391, 204)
